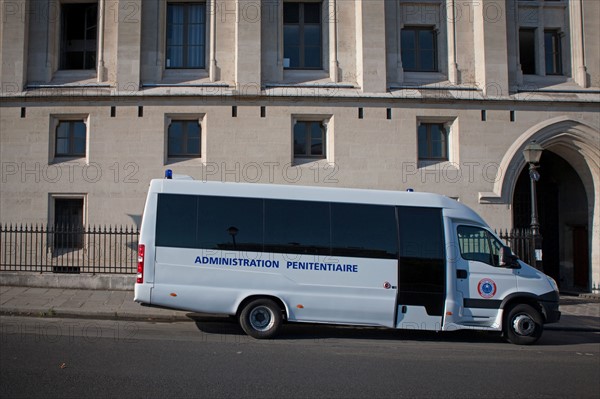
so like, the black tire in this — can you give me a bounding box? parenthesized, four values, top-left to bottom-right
(239, 298, 282, 339)
(503, 304, 544, 345)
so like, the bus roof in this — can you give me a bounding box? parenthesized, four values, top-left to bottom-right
(149, 179, 488, 227)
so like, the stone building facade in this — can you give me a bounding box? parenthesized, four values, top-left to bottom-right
(1, 0, 598, 291)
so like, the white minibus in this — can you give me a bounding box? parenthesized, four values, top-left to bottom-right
(134, 172, 560, 344)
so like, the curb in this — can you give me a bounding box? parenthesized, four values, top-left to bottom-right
(577, 293, 600, 300)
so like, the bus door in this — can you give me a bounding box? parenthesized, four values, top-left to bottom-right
(454, 225, 518, 326)
(395, 207, 446, 331)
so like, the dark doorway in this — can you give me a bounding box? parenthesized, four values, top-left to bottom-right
(54, 198, 84, 249)
(513, 151, 589, 291)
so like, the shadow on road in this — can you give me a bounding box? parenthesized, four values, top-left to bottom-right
(186, 313, 600, 345)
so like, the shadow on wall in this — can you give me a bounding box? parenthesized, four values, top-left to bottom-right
(128, 214, 142, 228)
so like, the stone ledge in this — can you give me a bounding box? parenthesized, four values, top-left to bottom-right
(0, 272, 134, 291)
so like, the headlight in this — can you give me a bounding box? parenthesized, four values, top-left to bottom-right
(547, 276, 559, 292)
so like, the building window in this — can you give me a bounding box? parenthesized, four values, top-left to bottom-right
(283, 2, 322, 69)
(168, 120, 201, 157)
(54, 198, 84, 249)
(544, 30, 562, 75)
(166, 3, 206, 69)
(401, 27, 437, 72)
(60, 3, 98, 70)
(294, 121, 325, 159)
(418, 123, 448, 161)
(55, 120, 87, 157)
(519, 28, 536, 75)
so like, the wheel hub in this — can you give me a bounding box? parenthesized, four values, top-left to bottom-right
(249, 306, 274, 331)
(513, 314, 535, 336)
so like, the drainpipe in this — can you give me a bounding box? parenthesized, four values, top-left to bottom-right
(447, 0, 458, 84)
(209, 0, 217, 81)
(329, 0, 338, 82)
(97, 0, 106, 82)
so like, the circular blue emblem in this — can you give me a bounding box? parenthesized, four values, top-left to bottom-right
(478, 278, 497, 299)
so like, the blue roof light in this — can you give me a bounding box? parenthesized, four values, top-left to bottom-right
(165, 169, 173, 179)
(406, 188, 414, 192)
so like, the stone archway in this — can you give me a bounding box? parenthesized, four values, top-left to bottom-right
(486, 117, 599, 292)
(513, 151, 589, 291)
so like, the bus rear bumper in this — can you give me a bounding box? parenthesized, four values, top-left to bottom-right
(134, 283, 152, 304)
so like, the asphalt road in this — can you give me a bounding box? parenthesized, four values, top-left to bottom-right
(1, 315, 599, 399)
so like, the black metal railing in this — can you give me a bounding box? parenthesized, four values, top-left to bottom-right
(497, 228, 534, 265)
(0, 223, 533, 274)
(0, 224, 139, 274)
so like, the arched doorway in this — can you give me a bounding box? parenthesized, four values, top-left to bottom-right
(485, 117, 598, 293)
(513, 151, 589, 292)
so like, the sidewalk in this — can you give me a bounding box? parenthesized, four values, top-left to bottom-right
(0, 286, 189, 322)
(1, 285, 599, 332)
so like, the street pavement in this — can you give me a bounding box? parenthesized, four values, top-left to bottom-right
(1, 285, 599, 332)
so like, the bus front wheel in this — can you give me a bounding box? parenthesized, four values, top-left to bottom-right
(504, 304, 543, 345)
(239, 299, 282, 339)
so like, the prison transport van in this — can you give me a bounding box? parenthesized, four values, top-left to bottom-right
(134, 174, 561, 345)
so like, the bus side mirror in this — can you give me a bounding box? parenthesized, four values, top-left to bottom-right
(500, 246, 520, 268)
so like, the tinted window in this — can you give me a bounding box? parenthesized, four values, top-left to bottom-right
(397, 207, 445, 316)
(398, 207, 445, 260)
(264, 199, 329, 255)
(457, 226, 503, 267)
(156, 194, 198, 248)
(197, 196, 263, 251)
(331, 203, 397, 259)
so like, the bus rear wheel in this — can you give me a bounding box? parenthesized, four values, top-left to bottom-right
(503, 304, 543, 345)
(239, 299, 282, 339)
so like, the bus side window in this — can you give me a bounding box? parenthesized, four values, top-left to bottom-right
(264, 199, 330, 256)
(156, 194, 198, 248)
(331, 203, 398, 259)
(457, 226, 502, 267)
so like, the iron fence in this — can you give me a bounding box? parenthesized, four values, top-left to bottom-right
(0, 224, 139, 274)
(497, 228, 534, 265)
(0, 223, 533, 274)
